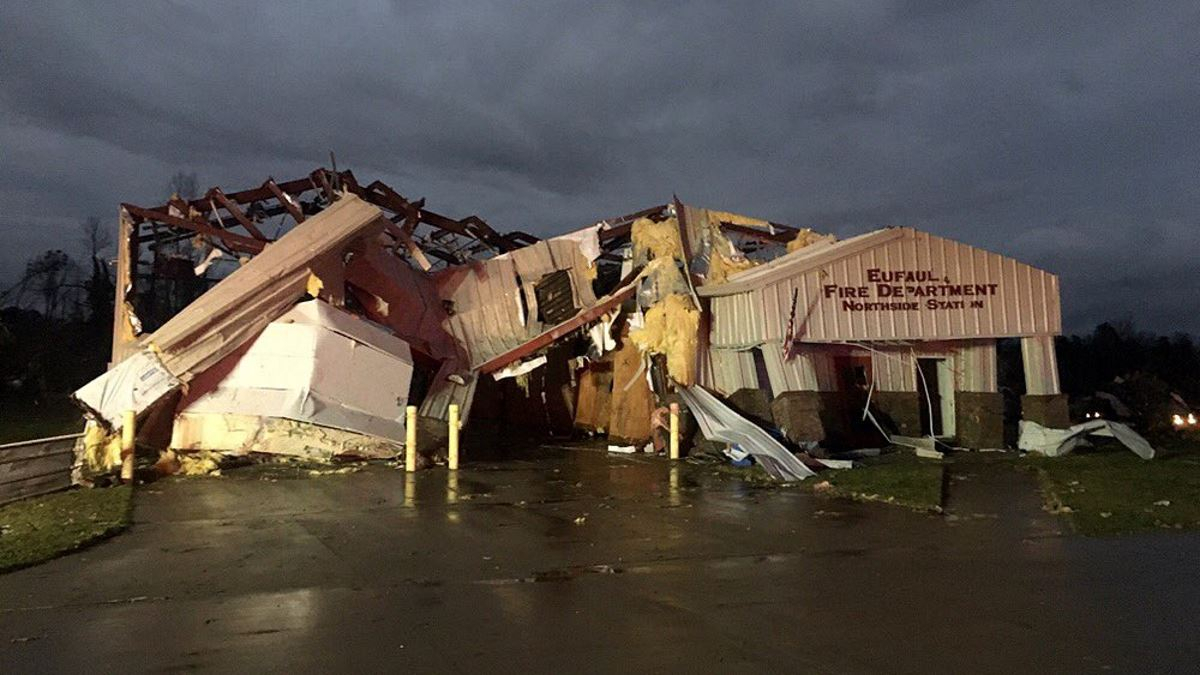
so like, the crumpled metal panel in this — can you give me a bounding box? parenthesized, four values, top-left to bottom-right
(679, 385, 817, 481)
(1019, 419, 1155, 459)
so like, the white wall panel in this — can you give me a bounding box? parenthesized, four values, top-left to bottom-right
(1021, 335, 1060, 395)
(706, 228, 1062, 347)
(956, 340, 998, 393)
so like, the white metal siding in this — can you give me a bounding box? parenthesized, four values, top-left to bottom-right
(708, 228, 1061, 347)
(1021, 335, 1060, 395)
(871, 349, 918, 392)
(709, 293, 765, 350)
(708, 348, 758, 395)
(761, 343, 820, 392)
(956, 340, 998, 393)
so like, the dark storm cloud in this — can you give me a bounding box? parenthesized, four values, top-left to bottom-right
(2, 1, 1197, 333)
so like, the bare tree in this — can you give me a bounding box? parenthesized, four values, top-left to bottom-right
(78, 217, 115, 325)
(19, 250, 80, 320)
(79, 216, 112, 261)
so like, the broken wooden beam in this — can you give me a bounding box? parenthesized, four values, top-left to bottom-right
(266, 178, 305, 224)
(208, 187, 269, 241)
(122, 204, 265, 255)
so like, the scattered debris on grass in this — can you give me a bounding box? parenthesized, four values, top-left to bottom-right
(709, 450, 945, 512)
(814, 452, 946, 512)
(1026, 441, 1200, 536)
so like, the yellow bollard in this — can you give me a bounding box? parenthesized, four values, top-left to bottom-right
(447, 404, 460, 470)
(120, 409, 136, 482)
(669, 402, 680, 460)
(405, 405, 418, 472)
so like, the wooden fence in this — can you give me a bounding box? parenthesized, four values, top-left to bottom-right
(0, 433, 81, 505)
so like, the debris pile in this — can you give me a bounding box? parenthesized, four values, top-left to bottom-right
(68, 164, 1075, 482)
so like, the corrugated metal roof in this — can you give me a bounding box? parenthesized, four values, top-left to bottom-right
(705, 227, 1061, 346)
(434, 236, 599, 369)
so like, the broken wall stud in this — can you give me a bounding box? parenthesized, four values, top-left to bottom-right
(447, 404, 460, 470)
(406, 405, 418, 472)
(669, 402, 680, 460)
(121, 410, 136, 482)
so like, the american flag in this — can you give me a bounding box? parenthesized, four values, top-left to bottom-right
(782, 287, 799, 361)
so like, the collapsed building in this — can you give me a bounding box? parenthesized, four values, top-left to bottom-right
(72, 167, 1069, 478)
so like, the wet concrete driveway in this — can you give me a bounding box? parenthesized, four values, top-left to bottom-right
(2, 444, 1198, 673)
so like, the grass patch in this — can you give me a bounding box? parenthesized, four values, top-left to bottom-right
(705, 462, 781, 487)
(0, 398, 84, 444)
(0, 485, 132, 573)
(816, 451, 945, 512)
(704, 451, 946, 511)
(1025, 439, 1200, 536)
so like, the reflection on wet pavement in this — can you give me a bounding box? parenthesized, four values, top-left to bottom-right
(1, 440, 1197, 673)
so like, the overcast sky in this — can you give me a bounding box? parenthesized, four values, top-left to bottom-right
(2, 1, 1197, 334)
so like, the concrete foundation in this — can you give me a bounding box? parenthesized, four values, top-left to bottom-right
(815, 392, 853, 452)
(416, 415, 449, 457)
(1022, 394, 1070, 428)
(770, 391, 826, 444)
(955, 392, 1005, 449)
(871, 391, 922, 437)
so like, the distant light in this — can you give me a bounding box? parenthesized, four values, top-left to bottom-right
(1189, 413, 1198, 426)
(1173, 414, 1186, 428)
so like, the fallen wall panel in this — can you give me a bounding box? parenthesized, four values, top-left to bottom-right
(75, 194, 389, 429)
(177, 299, 414, 444)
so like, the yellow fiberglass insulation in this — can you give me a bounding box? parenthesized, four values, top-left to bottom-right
(786, 228, 828, 253)
(81, 421, 123, 472)
(704, 224, 758, 284)
(629, 293, 700, 385)
(706, 249, 756, 284)
(642, 257, 690, 298)
(178, 451, 222, 476)
(705, 209, 772, 229)
(631, 216, 682, 261)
